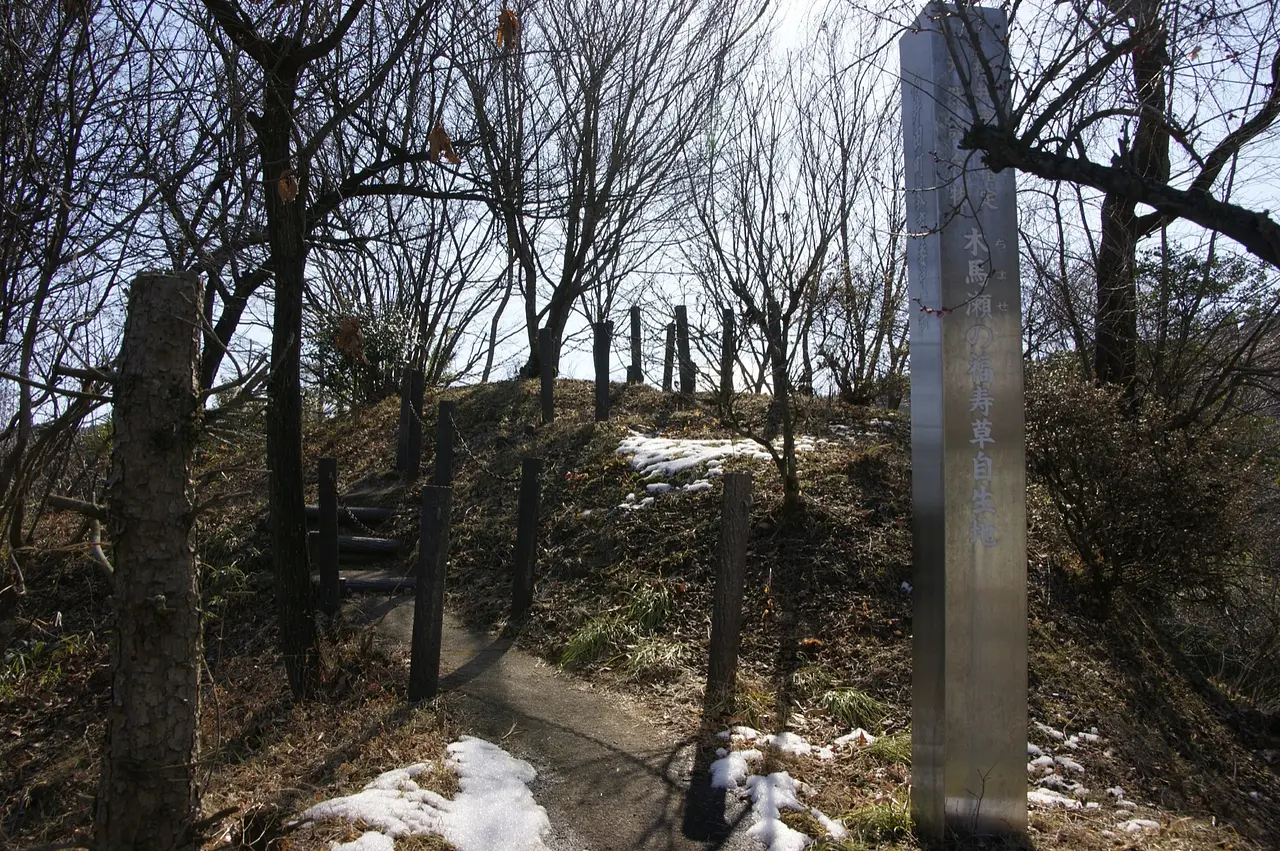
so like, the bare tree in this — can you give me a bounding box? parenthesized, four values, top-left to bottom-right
(686, 25, 892, 511)
(305, 190, 507, 407)
(198, 0, 449, 697)
(94, 273, 202, 850)
(0, 0, 144, 650)
(448, 0, 767, 376)
(917, 0, 1280, 389)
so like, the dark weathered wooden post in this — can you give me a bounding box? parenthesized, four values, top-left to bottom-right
(676, 305, 694, 396)
(628, 306, 643, 384)
(511, 456, 543, 617)
(720, 308, 735, 406)
(96, 271, 202, 849)
(435, 400, 456, 487)
(410, 485, 452, 702)
(539, 327, 555, 425)
(593, 320, 612, 422)
(397, 367, 425, 477)
(317, 457, 340, 614)
(707, 472, 751, 708)
(395, 365, 413, 470)
(662, 323, 676, 393)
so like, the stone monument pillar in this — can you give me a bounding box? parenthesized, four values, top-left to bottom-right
(900, 3, 1027, 838)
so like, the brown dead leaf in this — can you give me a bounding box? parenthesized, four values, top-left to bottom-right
(496, 8, 519, 50)
(276, 171, 298, 203)
(428, 122, 461, 165)
(335, 316, 369, 365)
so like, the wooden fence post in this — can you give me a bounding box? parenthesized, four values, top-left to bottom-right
(593, 320, 611, 422)
(317, 457, 340, 614)
(676, 305, 694, 396)
(720, 308, 735, 406)
(435, 400, 456, 487)
(628, 306, 642, 384)
(410, 485, 452, 702)
(95, 271, 203, 849)
(511, 457, 543, 618)
(395, 366, 413, 470)
(663, 322, 675, 393)
(539, 327, 555, 425)
(707, 472, 751, 708)
(398, 368, 425, 477)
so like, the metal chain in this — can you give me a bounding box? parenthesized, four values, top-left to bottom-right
(449, 412, 519, 484)
(334, 490, 387, 537)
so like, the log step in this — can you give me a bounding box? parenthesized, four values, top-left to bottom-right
(307, 532, 401, 555)
(343, 575, 415, 593)
(304, 504, 394, 524)
(312, 570, 415, 595)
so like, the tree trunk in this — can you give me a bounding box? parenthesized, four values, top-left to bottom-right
(1094, 5, 1169, 391)
(95, 272, 203, 851)
(1095, 193, 1138, 387)
(765, 300, 800, 514)
(260, 62, 319, 698)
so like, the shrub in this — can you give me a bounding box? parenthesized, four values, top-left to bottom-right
(305, 305, 413, 411)
(1025, 359, 1260, 612)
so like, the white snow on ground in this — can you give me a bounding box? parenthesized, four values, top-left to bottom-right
(1055, 755, 1085, 774)
(1033, 721, 1066, 742)
(333, 832, 395, 851)
(1028, 788, 1083, 809)
(710, 731, 850, 851)
(298, 736, 551, 851)
(1027, 720, 1151, 813)
(1118, 819, 1161, 832)
(760, 731, 812, 756)
(833, 728, 876, 748)
(744, 773, 818, 851)
(616, 433, 817, 481)
(710, 749, 764, 789)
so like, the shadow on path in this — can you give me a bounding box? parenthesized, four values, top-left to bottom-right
(354, 596, 753, 851)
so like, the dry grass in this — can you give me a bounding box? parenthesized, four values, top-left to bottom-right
(5, 379, 1280, 850)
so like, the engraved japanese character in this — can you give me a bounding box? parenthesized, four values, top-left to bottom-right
(973, 451, 993, 481)
(969, 515, 998, 547)
(966, 324, 994, 353)
(966, 292, 992, 319)
(969, 354, 994, 384)
(970, 418, 994, 449)
(969, 386, 995, 417)
(964, 228, 989, 256)
(972, 481, 996, 514)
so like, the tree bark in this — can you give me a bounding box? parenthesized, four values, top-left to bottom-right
(95, 272, 203, 851)
(259, 58, 319, 698)
(1094, 6, 1168, 390)
(1095, 193, 1139, 387)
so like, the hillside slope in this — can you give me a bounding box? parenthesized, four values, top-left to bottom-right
(3, 378, 1278, 849)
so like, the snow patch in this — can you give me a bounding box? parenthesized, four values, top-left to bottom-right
(1054, 756, 1085, 774)
(616, 434, 816, 481)
(834, 728, 877, 748)
(760, 731, 811, 756)
(1118, 819, 1161, 832)
(298, 737, 551, 851)
(1033, 722, 1065, 742)
(332, 832, 395, 851)
(744, 773, 812, 851)
(710, 748, 846, 850)
(709, 749, 763, 789)
(1028, 788, 1083, 810)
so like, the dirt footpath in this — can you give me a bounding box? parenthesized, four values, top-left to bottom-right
(354, 596, 753, 851)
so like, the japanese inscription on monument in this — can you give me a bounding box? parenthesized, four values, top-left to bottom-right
(900, 3, 1028, 838)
